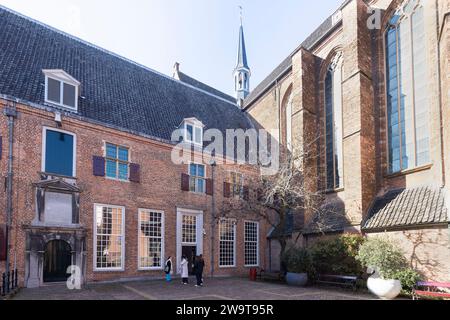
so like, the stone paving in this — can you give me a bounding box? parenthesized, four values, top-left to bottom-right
(12, 277, 378, 300)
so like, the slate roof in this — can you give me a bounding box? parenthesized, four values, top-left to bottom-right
(243, 0, 351, 108)
(177, 72, 236, 103)
(302, 201, 352, 235)
(363, 187, 449, 231)
(0, 6, 253, 144)
(268, 212, 304, 239)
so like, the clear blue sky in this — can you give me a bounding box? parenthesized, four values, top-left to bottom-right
(0, 0, 343, 96)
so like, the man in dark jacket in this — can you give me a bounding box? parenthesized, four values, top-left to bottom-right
(194, 255, 205, 287)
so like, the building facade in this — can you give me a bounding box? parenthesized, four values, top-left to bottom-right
(246, 0, 450, 281)
(0, 0, 449, 289)
(0, 6, 268, 288)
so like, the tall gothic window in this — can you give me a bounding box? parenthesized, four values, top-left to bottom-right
(325, 53, 344, 190)
(385, 0, 429, 173)
(285, 94, 293, 151)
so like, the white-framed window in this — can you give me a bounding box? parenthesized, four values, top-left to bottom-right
(43, 69, 80, 111)
(229, 171, 244, 198)
(105, 143, 129, 181)
(183, 120, 203, 145)
(94, 204, 125, 271)
(189, 163, 206, 193)
(244, 221, 259, 267)
(42, 127, 77, 177)
(138, 209, 164, 270)
(182, 214, 197, 244)
(219, 219, 236, 268)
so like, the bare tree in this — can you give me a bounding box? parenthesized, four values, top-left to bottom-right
(220, 138, 327, 271)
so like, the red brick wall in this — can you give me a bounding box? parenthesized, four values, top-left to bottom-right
(0, 99, 269, 285)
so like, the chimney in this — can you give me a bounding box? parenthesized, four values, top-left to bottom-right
(173, 62, 180, 80)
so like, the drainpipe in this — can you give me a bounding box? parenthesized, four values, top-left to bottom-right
(209, 160, 217, 278)
(3, 102, 17, 276)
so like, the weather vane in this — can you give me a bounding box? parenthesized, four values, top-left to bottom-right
(239, 5, 243, 25)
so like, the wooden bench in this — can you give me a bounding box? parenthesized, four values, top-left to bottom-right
(257, 269, 284, 282)
(316, 274, 358, 291)
(413, 281, 450, 300)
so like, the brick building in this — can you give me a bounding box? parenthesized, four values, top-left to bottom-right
(246, 0, 450, 281)
(1, 0, 449, 289)
(0, 6, 268, 288)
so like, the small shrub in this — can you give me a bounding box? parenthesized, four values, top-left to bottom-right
(392, 268, 422, 295)
(356, 237, 407, 279)
(310, 234, 366, 276)
(282, 247, 315, 277)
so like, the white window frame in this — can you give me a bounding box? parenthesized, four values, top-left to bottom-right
(188, 162, 206, 194)
(183, 119, 204, 146)
(43, 69, 80, 111)
(218, 219, 237, 268)
(244, 220, 260, 267)
(41, 126, 77, 177)
(104, 142, 130, 182)
(229, 171, 244, 198)
(181, 213, 198, 245)
(93, 204, 126, 272)
(138, 209, 165, 271)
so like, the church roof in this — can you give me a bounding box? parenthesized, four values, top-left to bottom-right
(243, 0, 351, 108)
(176, 71, 236, 103)
(235, 25, 249, 70)
(0, 6, 253, 144)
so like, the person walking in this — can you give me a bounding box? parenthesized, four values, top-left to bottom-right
(180, 255, 189, 284)
(194, 255, 205, 287)
(164, 256, 173, 282)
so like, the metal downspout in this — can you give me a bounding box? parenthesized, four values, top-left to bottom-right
(3, 102, 17, 276)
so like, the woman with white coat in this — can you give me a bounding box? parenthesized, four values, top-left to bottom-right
(180, 255, 189, 284)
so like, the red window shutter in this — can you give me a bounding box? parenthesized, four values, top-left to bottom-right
(93, 156, 105, 177)
(129, 163, 141, 183)
(243, 186, 250, 201)
(181, 173, 190, 192)
(223, 182, 231, 198)
(0, 224, 7, 262)
(206, 179, 214, 196)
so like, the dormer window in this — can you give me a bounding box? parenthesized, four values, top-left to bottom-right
(43, 69, 80, 111)
(182, 118, 204, 146)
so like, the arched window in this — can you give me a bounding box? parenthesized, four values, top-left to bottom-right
(325, 52, 343, 190)
(385, 0, 429, 173)
(285, 94, 293, 151)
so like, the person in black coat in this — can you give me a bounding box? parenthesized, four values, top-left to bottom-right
(193, 255, 205, 287)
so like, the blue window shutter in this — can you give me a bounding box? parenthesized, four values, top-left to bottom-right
(93, 156, 105, 177)
(45, 130, 74, 176)
(129, 163, 140, 183)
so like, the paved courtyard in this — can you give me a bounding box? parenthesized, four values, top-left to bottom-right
(12, 277, 378, 300)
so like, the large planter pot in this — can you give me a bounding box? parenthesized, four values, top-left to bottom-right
(286, 272, 308, 287)
(367, 277, 402, 300)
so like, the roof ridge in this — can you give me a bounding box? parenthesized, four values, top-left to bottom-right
(0, 4, 238, 107)
(178, 71, 235, 101)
